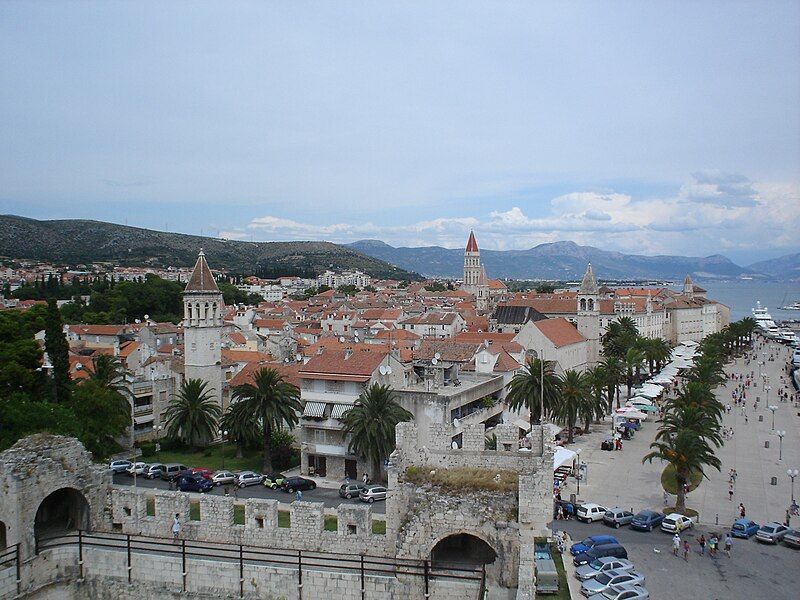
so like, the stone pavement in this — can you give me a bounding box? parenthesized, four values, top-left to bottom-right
(556, 337, 800, 527)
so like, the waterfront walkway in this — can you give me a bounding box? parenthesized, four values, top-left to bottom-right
(559, 337, 799, 526)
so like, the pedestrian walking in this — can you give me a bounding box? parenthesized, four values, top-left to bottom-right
(709, 535, 718, 558)
(683, 540, 690, 561)
(672, 533, 681, 556)
(728, 486, 734, 502)
(724, 534, 732, 557)
(172, 513, 181, 540)
(663, 491, 669, 506)
(295, 489, 303, 502)
(699, 534, 706, 555)
(362, 472, 369, 484)
(739, 503, 746, 518)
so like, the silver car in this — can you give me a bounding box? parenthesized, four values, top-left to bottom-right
(211, 471, 237, 486)
(575, 558, 635, 582)
(581, 570, 645, 597)
(603, 508, 635, 529)
(125, 462, 149, 477)
(587, 584, 649, 600)
(109, 460, 132, 473)
(237, 471, 264, 488)
(359, 485, 387, 503)
(756, 522, 789, 544)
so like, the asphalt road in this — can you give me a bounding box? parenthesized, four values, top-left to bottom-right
(111, 473, 386, 514)
(553, 518, 799, 600)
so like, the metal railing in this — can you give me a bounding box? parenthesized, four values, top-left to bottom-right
(36, 530, 485, 599)
(0, 544, 21, 596)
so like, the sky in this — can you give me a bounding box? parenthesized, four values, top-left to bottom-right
(1, 1, 799, 265)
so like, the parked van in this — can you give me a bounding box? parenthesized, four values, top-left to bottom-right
(534, 558, 559, 594)
(161, 463, 189, 482)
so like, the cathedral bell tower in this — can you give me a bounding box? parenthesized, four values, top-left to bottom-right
(576, 263, 600, 365)
(463, 230, 481, 294)
(183, 249, 223, 408)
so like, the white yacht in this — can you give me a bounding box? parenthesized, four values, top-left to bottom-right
(752, 301, 779, 333)
(780, 300, 800, 311)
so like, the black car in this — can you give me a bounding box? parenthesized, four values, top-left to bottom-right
(573, 543, 628, 566)
(280, 476, 317, 493)
(177, 474, 213, 493)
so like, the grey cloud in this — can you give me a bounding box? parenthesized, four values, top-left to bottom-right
(683, 171, 758, 207)
(583, 209, 612, 221)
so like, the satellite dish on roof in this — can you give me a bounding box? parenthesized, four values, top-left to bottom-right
(379, 365, 387, 375)
(339, 336, 345, 343)
(386, 366, 392, 375)
(75, 362, 83, 370)
(453, 418, 460, 428)
(295, 353, 302, 362)
(434, 352, 441, 360)
(431, 358, 438, 365)
(144, 314, 149, 320)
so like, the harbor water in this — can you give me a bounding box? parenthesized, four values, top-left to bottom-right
(688, 280, 800, 322)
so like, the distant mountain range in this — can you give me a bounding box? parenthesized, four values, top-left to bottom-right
(0, 215, 419, 280)
(348, 239, 800, 281)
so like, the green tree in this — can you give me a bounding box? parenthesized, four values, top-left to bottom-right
(71, 380, 132, 458)
(585, 365, 608, 433)
(505, 358, 561, 428)
(218, 282, 249, 306)
(341, 384, 412, 482)
(221, 398, 260, 459)
(165, 379, 221, 447)
(623, 347, 645, 399)
(552, 370, 591, 444)
(44, 298, 71, 403)
(231, 367, 302, 473)
(600, 356, 624, 410)
(0, 392, 81, 450)
(87, 354, 130, 397)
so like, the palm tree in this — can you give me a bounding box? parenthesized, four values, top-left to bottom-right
(585, 365, 608, 433)
(165, 379, 221, 447)
(623, 347, 645, 399)
(600, 356, 624, 410)
(86, 354, 130, 396)
(552, 369, 591, 444)
(643, 427, 721, 512)
(231, 367, 302, 473)
(505, 357, 562, 428)
(341, 384, 412, 482)
(738, 317, 757, 345)
(649, 338, 672, 371)
(221, 399, 260, 459)
(688, 356, 726, 389)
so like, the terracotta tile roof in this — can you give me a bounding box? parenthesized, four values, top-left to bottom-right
(119, 341, 140, 358)
(399, 312, 460, 326)
(455, 332, 516, 344)
(488, 278, 507, 290)
(222, 349, 273, 363)
(229, 361, 301, 389)
(374, 329, 420, 341)
(414, 340, 478, 363)
(70, 324, 127, 336)
(253, 318, 289, 330)
(184, 250, 219, 292)
(493, 349, 521, 372)
(299, 346, 388, 381)
(227, 332, 247, 345)
(534, 318, 586, 347)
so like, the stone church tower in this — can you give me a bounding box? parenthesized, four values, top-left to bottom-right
(576, 263, 600, 365)
(463, 231, 481, 292)
(183, 249, 223, 408)
(682, 274, 695, 299)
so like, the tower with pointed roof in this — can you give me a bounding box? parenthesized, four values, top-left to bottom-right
(577, 263, 600, 365)
(682, 274, 694, 300)
(462, 230, 482, 294)
(183, 249, 223, 408)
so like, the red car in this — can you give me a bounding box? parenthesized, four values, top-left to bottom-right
(191, 468, 213, 480)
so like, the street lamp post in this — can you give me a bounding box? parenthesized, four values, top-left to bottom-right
(155, 425, 163, 463)
(219, 429, 229, 470)
(768, 405, 778, 430)
(788, 469, 798, 503)
(776, 430, 786, 461)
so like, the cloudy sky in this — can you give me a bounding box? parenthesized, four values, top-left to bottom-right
(1, 1, 799, 264)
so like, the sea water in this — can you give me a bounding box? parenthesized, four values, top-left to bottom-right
(687, 280, 800, 322)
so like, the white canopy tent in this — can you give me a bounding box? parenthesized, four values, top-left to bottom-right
(627, 396, 654, 405)
(615, 407, 648, 420)
(553, 446, 580, 471)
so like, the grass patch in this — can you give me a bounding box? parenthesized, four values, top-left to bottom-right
(324, 515, 338, 531)
(662, 506, 700, 519)
(372, 520, 386, 535)
(189, 501, 200, 521)
(150, 443, 264, 473)
(405, 466, 518, 492)
(278, 510, 290, 528)
(550, 546, 571, 600)
(661, 464, 703, 494)
(145, 497, 155, 517)
(233, 504, 245, 525)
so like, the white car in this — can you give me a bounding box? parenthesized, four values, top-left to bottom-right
(109, 460, 132, 473)
(577, 503, 608, 523)
(211, 471, 237, 487)
(660, 513, 693, 533)
(586, 584, 649, 600)
(575, 558, 635, 582)
(125, 462, 149, 476)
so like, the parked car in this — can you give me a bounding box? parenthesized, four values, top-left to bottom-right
(574, 557, 634, 582)
(339, 482, 368, 499)
(782, 528, 800, 548)
(191, 468, 213, 480)
(211, 471, 236, 487)
(161, 463, 190, 482)
(263, 473, 287, 489)
(577, 503, 608, 523)
(177, 473, 213, 493)
(571, 535, 619, 556)
(730, 518, 760, 539)
(660, 513, 693, 533)
(125, 462, 149, 477)
(280, 476, 317, 493)
(143, 463, 165, 479)
(359, 485, 387, 504)
(630, 510, 664, 532)
(756, 522, 789, 544)
(586, 583, 650, 600)
(581, 569, 645, 596)
(603, 508, 635, 529)
(109, 460, 132, 473)
(237, 471, 264, 488)
(573, 543, 628, 567)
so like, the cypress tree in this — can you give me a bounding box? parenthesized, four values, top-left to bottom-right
(44, 298, 71, 403)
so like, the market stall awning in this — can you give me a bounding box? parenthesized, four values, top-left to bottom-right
(553, 447, 578, 470)
(302, 401, 326, 418)
(330, 403, 352, 420)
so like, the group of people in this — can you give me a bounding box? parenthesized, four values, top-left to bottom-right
(672, 531, 732, 561)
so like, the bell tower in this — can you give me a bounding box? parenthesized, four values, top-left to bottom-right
(463, 231, 481, 295)
(577, 263, 600, 365)
(183, 249, 223, 408)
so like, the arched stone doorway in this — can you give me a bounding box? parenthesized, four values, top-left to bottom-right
(34, 488, 90, 541)
(431, 533, 498, 566)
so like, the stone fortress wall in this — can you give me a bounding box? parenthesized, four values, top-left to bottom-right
(0, 428, 555, 599)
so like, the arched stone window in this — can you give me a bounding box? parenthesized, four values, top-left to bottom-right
(431, 533, 497, 565)
(580, 298, 587, 311)
(34, 488, 90, 544)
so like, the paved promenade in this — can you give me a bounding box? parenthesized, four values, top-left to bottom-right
(559, 337, 799, 527)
